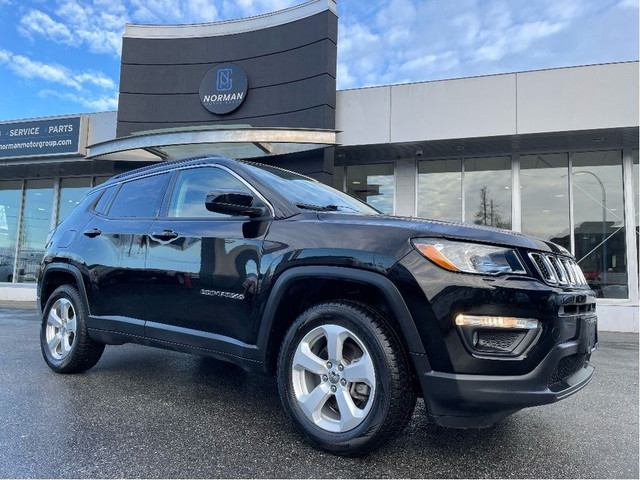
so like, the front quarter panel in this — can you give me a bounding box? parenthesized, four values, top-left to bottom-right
(391, 249, 595, 376)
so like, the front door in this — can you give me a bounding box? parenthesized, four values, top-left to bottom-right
(145, 166, 268, 346)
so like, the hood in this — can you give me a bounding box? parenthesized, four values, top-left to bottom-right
(317, 213, 566, 254)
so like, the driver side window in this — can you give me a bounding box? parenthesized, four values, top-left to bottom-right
(167, 167, 251, 218)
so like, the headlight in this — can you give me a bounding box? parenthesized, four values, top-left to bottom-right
(412, 239, 526, 275)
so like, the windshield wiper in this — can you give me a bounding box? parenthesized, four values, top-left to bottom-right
(295, 203, 340, 211)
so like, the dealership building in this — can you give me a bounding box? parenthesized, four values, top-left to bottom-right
(0, 0, 638, 332)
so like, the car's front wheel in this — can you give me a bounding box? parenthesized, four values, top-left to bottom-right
(277, 301, 416, 455)
(40, 285, 104, 374)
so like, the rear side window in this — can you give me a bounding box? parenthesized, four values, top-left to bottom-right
(93, 185, 117, 215)
(108, 173, 170, 218)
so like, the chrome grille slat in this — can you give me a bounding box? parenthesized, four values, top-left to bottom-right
(529, 253, 588, 288)
(547, 256, 568, 285)
(529, 253, 553, 283)
(560, 258, 576, 285)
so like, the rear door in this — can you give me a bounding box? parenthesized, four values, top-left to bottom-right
(145, 166, 269, 346)
(80, 172, 171, 335)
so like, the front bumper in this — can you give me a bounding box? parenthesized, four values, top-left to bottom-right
(413, 320, 596, 428)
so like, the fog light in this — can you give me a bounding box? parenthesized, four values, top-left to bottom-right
(455, 314, 539, 329)
(455, 315, 542, 357)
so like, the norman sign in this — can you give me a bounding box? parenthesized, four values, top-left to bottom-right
(199, 63, 248, 115)
(0, 117, 82, 159)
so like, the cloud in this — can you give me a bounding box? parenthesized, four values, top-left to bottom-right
(0, 48, 118, 112)
(3, 53, 83, 90)
(18, 10, 75, 45)
(337, 0, 637, 89)
(17, 0, 129, 56)
(74, 72, 116, 90)
(226, 0, 299, 18)
(16, 0, 235, 56)
(53, 0, 128, 56)
(473, 20, 566, 63)
(39, 89, 119, 111)
(129, 0, 219, 23)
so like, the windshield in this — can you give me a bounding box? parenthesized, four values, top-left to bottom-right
(245, 163, 380, 215)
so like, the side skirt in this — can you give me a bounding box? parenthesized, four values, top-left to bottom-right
(87, 318, 265, 375)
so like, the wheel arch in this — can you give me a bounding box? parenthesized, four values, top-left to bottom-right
(257, 266, 430, 376)
(39, 263, 91, 315)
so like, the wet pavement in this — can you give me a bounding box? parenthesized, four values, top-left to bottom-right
(0, 303, 638, 478)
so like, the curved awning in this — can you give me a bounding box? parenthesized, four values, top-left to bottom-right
(87, 125, 338, 161)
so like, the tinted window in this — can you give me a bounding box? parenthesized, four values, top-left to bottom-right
(93, 186, 117, 215)
(108, 174, 170, 218)
(168, 167, 251, 218)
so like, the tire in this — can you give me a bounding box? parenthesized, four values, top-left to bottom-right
(277, 300, 417, 456)
(40, 285, 105, 374)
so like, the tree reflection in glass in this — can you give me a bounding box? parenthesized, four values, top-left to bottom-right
(465, 156, 511, 229)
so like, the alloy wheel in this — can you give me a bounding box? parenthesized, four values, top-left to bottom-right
(45, 298, 77, 360)
(291, 324, 376, 433)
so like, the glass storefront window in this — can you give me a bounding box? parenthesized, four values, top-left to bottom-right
(333, 166, 345, 191)
(464, 156, 511, 229)
(520, 154, 570, 251)
(346, 164, 394, 214)
(417, 159, 462, 221)
(57, 178, 92, 224)
(17, 179, 54, 283)
(634, 150, 639, 289)
(0, 181, 22, 283)
(572, 151, 627, 298)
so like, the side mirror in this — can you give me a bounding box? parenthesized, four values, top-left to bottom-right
(205, 190, 268, 218)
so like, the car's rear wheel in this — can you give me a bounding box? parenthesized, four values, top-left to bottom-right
(277, 301, 416, 455)
(40, 285, 104, 373)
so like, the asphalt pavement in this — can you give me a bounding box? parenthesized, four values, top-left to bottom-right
(0, 303, 638, 478)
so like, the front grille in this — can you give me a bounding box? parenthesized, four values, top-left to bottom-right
(548, 353, 589, 386)
(529, 252, 588, 287)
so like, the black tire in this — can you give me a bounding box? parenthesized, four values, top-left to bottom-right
(40, 285, 104, 374)
(277, 300, 417, 456)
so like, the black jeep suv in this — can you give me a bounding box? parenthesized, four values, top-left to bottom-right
(38, 156, 597, 455)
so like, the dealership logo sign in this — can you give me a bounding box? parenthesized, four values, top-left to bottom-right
(199, 63, 248, 115)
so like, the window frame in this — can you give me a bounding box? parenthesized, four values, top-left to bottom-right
(158, 165, 273, 221)
(104, 172, 172, 220)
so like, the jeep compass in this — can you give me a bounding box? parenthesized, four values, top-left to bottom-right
(38, 156, 597, 455)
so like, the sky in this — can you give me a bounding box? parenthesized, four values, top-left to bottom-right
(0, 0, 638, 121)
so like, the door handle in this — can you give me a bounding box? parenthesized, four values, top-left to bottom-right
(151, 229, 179, 241)
(83, 228, 102, 238)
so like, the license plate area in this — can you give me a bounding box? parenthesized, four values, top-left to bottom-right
(580, 315, 598, 354)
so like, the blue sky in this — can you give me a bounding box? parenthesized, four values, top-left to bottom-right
(0, 0, 637, 121)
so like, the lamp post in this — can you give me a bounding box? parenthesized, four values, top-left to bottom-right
(573, 171, 607, 285)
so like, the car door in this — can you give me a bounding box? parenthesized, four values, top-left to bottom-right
(79, 172, 171, 335)
(145, 166, 269, 346)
